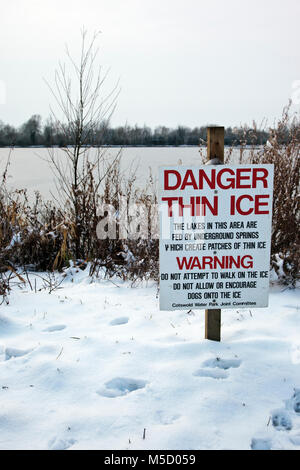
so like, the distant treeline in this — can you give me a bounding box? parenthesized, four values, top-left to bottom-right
(0, 114, 283, 147)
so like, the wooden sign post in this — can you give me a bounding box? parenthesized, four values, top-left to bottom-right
(159, 129, 274, 343)
(205, 127, 224, 342)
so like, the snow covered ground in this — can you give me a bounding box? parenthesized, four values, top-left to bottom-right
(0, 268, 300, 450)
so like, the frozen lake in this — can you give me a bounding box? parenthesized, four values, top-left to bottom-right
(0, 146, 247, 200)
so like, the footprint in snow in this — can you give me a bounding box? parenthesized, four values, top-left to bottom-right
(251, 437, 272, 450)
(250, 409, 292, 451)
(252, 389, 300, 449)
(193, 368, 228, 380)
(271, 409, 293, 431)
(43, 325, 66, 333)
(288, 389, 300, 414)
(97, 377, 147, 398)
(202, 357, 241, 370)
(194, 357, 240, 380)
(48, 437, 76, 450)
(5, 347, 33, 361)
(270, 389, 300, 433)
(110, 317, 129, 326)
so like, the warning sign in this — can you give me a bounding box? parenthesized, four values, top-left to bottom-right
(159, 165, 274, 310)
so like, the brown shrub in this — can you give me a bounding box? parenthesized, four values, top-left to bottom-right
(225, 105, 300, 284)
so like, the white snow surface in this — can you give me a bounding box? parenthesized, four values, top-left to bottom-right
(0, 268, 300, 450)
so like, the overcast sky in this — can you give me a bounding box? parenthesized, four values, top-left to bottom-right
(1, 0, 300, 128)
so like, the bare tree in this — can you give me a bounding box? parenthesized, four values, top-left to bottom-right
(45, 29, 120, 259)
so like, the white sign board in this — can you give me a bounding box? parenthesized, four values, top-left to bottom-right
(159, 165, 274, 311)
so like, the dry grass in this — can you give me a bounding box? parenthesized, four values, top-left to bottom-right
(0, 105, 299, 304)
